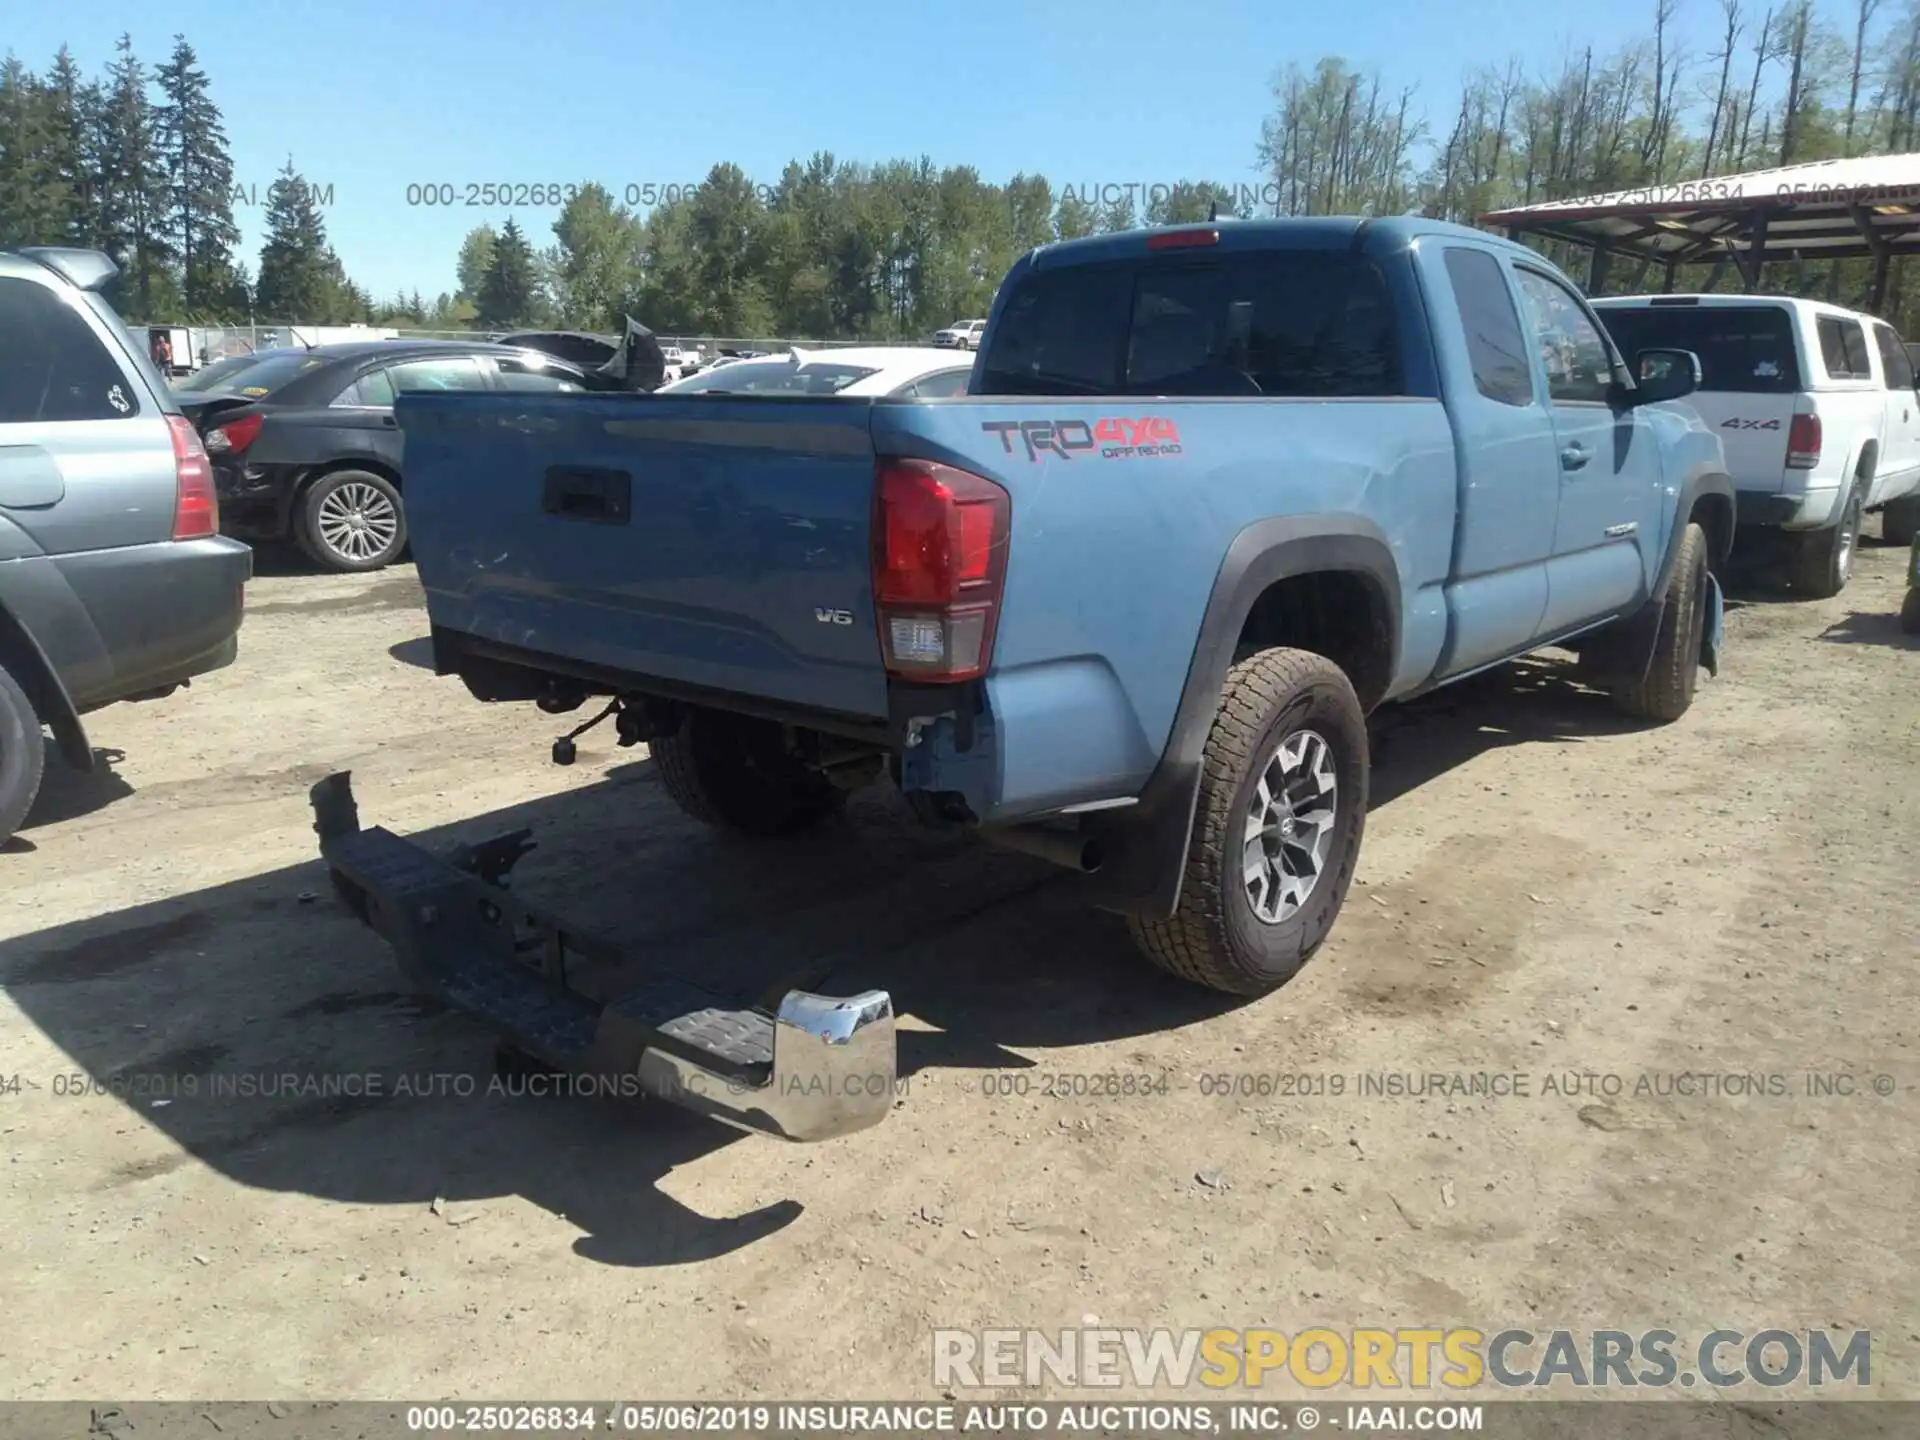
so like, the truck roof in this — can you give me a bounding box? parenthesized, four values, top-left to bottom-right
(1591, 292, 1890, 324)
(1030, 215, 1539, 269)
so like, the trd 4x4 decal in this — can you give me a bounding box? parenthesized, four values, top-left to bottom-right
(981, 417, 1183, 461)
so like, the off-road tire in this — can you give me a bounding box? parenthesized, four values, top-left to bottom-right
(1611, 522, 1709, 723)
(0, 661, 47, 846)
(1882, 495, 1920, 548)
(1127, 648, 1368, 997)
(296, 469, 408, 574)
(1789, 484, 1863, 599)
(651, 709, 848, 837)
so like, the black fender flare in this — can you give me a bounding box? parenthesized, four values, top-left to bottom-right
(0, 601, 91, 771)
(1579, 462, 1735, 687)
(1078, 515, 1401, 920)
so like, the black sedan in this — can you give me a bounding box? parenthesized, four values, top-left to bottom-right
(179, 340, 624, 572)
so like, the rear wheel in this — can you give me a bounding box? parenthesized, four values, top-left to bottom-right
(651, 709, 848, 836)
(297, 470, 407, 573)
(1127, 648, 1368, 997)
(1789, 483, 1863, 598)
(0, 662, 47, 846)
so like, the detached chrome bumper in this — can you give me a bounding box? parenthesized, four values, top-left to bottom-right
(310, 773, 896, 1142)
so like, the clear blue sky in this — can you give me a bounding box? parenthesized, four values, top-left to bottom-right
(7, 0, 1858, 300)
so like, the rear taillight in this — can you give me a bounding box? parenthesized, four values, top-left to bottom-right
(1787, 412, 1822, 469)
(166, 413, 219, 540)
(872, 458, 1011, 683)
(204, 412, 263, 455)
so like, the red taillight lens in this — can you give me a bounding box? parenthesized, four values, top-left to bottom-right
(872, 459, 1010, 683)
(204, 411, 263, 455)
(1146, 227, 1220, 250)
(166, 413, 219, 540)
(1786, 412, 1822, 469)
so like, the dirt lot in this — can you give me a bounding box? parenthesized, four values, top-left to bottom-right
(2, 532, 1917, 1403)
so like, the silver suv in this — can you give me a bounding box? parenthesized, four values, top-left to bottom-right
(0, 247, 252, 843)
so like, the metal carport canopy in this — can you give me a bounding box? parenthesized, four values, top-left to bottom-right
(1480, 152, 1920, 307)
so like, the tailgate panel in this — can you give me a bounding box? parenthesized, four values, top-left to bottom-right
(1682, 392, 1797, 492)
(398, 394, 889, 718)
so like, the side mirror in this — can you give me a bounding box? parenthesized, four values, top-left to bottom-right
(1628, 347, 1701, 404)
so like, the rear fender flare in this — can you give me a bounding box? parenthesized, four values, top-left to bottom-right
(1077, 515, 1401, 919)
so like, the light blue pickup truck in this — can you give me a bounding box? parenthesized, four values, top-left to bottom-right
(312, 217, 1733, 1141)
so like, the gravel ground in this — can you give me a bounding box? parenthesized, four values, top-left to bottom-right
(1, 529, 1916, 1403)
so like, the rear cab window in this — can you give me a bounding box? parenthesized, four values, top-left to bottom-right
(0, 276, 143, 422)
(975, 248, 1405, 397)
(1596, 303, 1802, 394)
(1441, 247, 1533, 406)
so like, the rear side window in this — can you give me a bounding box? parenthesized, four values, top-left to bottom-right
(223, 351, 332, 398)
(1442, 248, 1532, 406)
(1873, 325, 1914, 389)
(1596, 304, 1801, 394)
(0, 276, 139, 422)
(1817, 316, 1873, 380)
(978, 250, 1404, 397)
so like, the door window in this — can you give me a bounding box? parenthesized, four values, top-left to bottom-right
(387, 356, 489, 392)
(1514, 268, 1616, 405)
(1873, 324, 1915, 390)
(489, 356, 583, 393)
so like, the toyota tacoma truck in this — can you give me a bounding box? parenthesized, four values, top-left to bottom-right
(312, 217, 1733, 1142)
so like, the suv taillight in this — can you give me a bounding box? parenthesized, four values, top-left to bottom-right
(1787, 412, 1822, 469)
(872, 458, 1011, 683)
(204, 412, 263, 455)
(166, 413, 219, 540)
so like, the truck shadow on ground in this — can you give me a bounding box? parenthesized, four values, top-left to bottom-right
(0, 650, 1650, 1268)
(13, 746, 134, 843)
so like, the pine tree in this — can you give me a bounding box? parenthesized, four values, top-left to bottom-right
(255, 159, 334, 319)
(476, 216, 537, 326)
(155, 36, 242, 317)
(0, 58, 60, 247)
(94, 34, 175, 315)
(44, 48, 95, 246)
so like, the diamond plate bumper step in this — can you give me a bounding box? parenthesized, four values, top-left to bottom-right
(309, 772, 895, 1142)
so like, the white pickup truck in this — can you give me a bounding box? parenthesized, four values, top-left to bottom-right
(1594, 294, 1920, 596)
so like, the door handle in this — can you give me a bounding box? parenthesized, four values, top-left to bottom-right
(381, 414, 398, 428)
(1560, 443, 1590, 471)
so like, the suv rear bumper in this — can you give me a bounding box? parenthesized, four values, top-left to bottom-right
(53, 535, 251, 710)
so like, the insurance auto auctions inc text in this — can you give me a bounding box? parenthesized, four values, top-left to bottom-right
(933, 1327, 1871, 1392)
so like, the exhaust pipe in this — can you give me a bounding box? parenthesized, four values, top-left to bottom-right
(980, 824, 1103, 873)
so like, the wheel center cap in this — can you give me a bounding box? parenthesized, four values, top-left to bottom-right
(1277, 814, 1296, 837)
